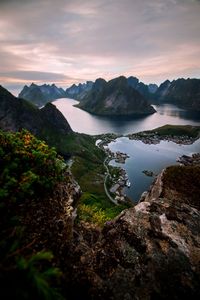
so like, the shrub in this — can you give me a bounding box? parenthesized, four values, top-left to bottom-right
(0, 130, 65, 299)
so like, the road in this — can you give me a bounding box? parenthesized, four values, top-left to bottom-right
(103, 157, 118, 205)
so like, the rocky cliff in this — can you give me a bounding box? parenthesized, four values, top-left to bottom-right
(154, 78, 200, 111)
(127, 76, 158, 99)
(77, 76, 156, 116)
(69, 163, 200, 299)
(0, 130, 81, 299)
(19, 83, 67, 107)
(66, 81, 93, 100)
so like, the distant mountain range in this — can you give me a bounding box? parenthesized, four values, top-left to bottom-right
(154, 78, 200, 111)
(18, 77, 200, 113)
(76, 76, 156, 116)
(19, 83, 67, 107)
(0, 85, 72, 156)
(66, 81, 93, 100)
(127, 76, 158, 99)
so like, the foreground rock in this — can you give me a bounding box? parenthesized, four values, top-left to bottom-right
(22, 171, 81, 254)
(70, 164, 200, 299)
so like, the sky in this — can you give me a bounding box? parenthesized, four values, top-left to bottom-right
(0, 0, 200, 95)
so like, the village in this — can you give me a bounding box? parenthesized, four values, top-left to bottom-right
(128, 132, 197, 145)
(96, 138, 131, 204)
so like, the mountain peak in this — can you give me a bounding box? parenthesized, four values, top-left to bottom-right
(0, 86, 72, 155)
(77, 76, 156, 116)
(19, 83, 67, 107)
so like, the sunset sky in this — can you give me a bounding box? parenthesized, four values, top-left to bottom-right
(0, 0, 200, 94)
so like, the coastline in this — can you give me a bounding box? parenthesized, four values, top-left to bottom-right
(95, 126, 200, 205)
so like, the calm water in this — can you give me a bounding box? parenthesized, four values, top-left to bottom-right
(54, 98, 200, 202)
(108, 137, 200, 202)
(54, 98, 200, 135)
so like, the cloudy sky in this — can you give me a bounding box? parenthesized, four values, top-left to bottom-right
(0, 0, 200, 94)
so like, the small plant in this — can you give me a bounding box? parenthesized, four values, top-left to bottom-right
(0, 129, 66, 299)
(0, 129, 65, 203)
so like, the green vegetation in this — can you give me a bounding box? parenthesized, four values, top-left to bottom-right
(71, 140, 131, 227)
(0, 129, 65, 202)
(77, 193, 129, 227)
(0, 128, 131, 299)
(0, 130, 65, 299)
(145, 124, 200, 138)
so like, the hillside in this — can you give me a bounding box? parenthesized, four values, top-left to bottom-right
(0, 85, 74, 156)
(77, 76, 156, 116)
(1, 85, 200, 299)
(19, 83, 67, 107)
(1, 129, 200, 299)
(0, 130, 81, 299)
(154, 78, 200, 110)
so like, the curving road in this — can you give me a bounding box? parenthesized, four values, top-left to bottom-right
(103, 157, 118, 205)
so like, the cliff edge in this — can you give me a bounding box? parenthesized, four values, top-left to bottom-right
(70, 163, 200, 299)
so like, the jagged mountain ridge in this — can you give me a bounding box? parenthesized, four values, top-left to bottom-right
(0, 85, 72, 155)
(19, 83, 67, 107)
(66, 77, 157, 101)
(76, 76, 156, 115)
(127, 76, 158, 99)
(154, 78, 200, 110)
(66, 81, 94, 100)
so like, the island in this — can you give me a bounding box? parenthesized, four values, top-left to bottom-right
(76, 76, 156, 116)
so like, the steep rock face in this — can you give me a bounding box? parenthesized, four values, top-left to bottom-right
(19, 83, 66, 107)
(155, 79, 171, 99)
(148, 83, 158, 94)
(66, 81, 93, 100)
(77, 76, 156, 116)
(0, 85, 72, 154)
(70, 164, 200, 299)
(41, 102, 72, 135)
(127, 76, 158, 99)
(22, 171, 81, 254)
(155, 78, 200, 110)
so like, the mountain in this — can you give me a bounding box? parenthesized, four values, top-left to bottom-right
(127, 76, 158, 98)
(155, 78, 200, 110)
(19, 83, 67, 107)
(66, 77, 157, 102)
(148, 83, 158, 93)
(0, 85, 72, 155)
(66, 81, 93, 100)
(76, 76, 156, 116)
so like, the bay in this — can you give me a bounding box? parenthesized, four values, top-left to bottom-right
(54, 98, 200, 202)
(108, 137, 200, 202)
(53, 98, 200, 135)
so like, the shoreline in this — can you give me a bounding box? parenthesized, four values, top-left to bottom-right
(127, 133, 199, 145)
(96, 137, 131, 205)
(95, 127, 200, 205)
